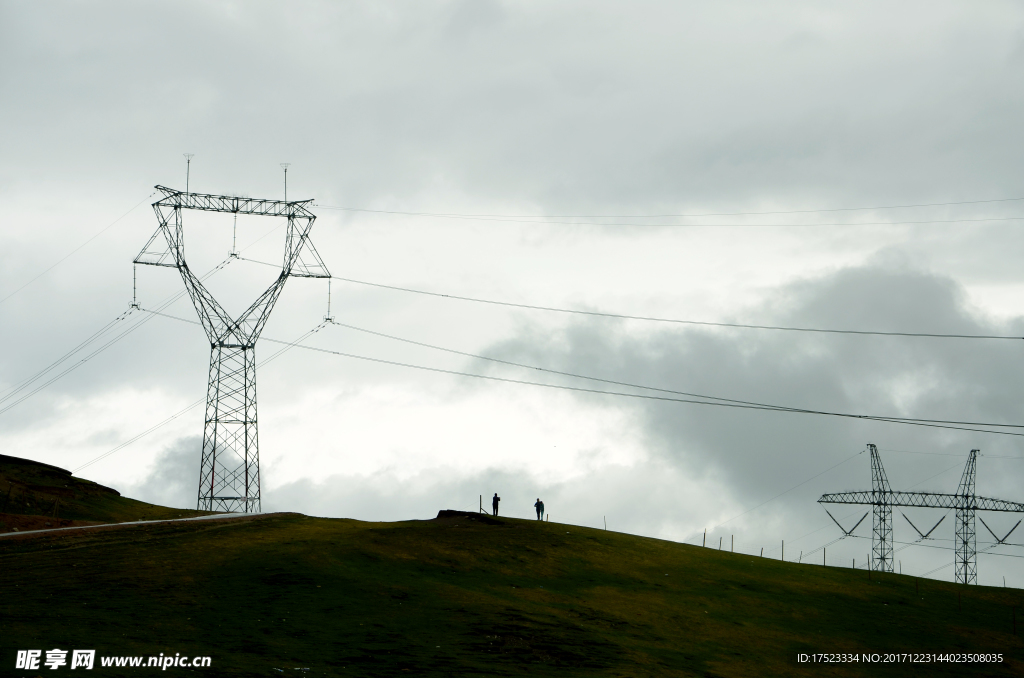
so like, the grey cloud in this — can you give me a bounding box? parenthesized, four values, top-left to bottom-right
(3, 2, 1024, 209)
(266, 458, 706, 542)
(481, 263, 1024, 548)
(122, 435, 201, 510)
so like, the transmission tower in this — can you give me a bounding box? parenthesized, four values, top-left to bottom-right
(954, 450, 978, 585)
(820, 445, 1022, 584)
(869, 444, 894, 573)
(135, 184, 330, 512)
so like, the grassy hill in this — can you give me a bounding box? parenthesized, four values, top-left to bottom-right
(0, 454, 211, 532)
(1, 455, 1022, 676)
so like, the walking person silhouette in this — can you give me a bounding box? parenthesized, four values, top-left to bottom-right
(534, 498, 544, 520)
(492, 493, 500, 516)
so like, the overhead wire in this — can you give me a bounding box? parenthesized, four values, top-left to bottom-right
(314, 209, 1024, 229)
(313, 194, 1024, 219)
(882, 447, 1024, 460)
(236, 256, 1021, 340)
(253, 335, 1024, 437)
(138, 308, 1024, 436)
(326, 273, 1020, 341)
(72, 320, 331, 474)
(0, 308, 137, 405)
(319, 321, 1024, 430)
(703, 451, 865, 539)
(0, 258, 233, 419)
(0, 216, 286, 419)
(0, 192, 155, 307)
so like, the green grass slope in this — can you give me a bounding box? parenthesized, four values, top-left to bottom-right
(0, 454, 211, 532)
(2, 510, 1022, 677)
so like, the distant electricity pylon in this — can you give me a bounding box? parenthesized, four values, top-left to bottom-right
(134, 183, 330, 513)
(819, 444, 1024, 584)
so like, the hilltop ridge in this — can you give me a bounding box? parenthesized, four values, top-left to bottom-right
(2, 458, 1023, 676)
(0, 453, 211, 533)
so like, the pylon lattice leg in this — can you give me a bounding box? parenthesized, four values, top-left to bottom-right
(872, 499, 893, 573)
(955, 450, 978, 585)
(954, 506, 977, 585)
(869, 444, 894, 573)
(197, 345, 260, 513)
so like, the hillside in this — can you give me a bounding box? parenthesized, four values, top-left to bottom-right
(0, 454, 211, 532)
(2, 501, 1023, 676)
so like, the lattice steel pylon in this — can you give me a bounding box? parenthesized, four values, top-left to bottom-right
(135, 185, 329, 513)
(869, 444, 894, 573)
(820, 446, 1012, 584)
(954, 449, 978, 585)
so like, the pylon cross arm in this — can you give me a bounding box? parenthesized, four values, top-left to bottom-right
(818, 492, 1024, 512)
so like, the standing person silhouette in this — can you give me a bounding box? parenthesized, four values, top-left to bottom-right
(534, 498, 544, 520)
(492, 493, 501, 516)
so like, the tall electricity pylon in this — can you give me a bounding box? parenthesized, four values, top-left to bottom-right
(954, 450, 978, 585)
(869, 444, 894, 573)
(820, 446, 1022, 584)
(135, 185, 329, 513)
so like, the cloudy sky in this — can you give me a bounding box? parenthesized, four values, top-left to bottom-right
(4, 0, 1024, 585)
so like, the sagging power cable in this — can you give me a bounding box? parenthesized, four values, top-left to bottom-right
(322, 319, 1024, 430)
(313, 194, 1024, 220)
(0, 259, 234, 419)
(235, 256, 1019, 340)
(141, 309, 1024, 437)
(72, 320, 331, 474)
(0, 192, 155, 308)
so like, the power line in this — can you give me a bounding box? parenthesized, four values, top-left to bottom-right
(0, 220, 285, 419)
(72, 321, 330, 474)
(325, 320, 1024, 431)
(881, 447, 1024, 460)
(0, 309, 135, 405)
(0, 192, 154, 307)
(314, 272, 1020, 341)
(238, 257, 1019, 340)
(282, 348, 1024, 436)
(313, 195, 1024, 219)
(141, 310, 1024, 437)
(143, 309, 1024, 435)
(757, 508, 864, 555)
(0, 259, 234, 420)
(905, 461, 967, 490)
(314, 209, 1024, 229)
(703, 450, 864, 535)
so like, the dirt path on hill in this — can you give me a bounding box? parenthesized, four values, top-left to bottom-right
(0, 511, 294, 539)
